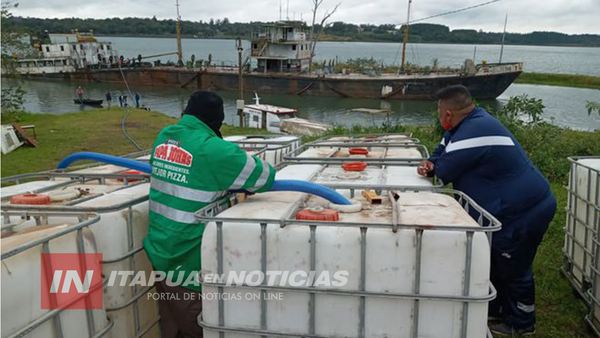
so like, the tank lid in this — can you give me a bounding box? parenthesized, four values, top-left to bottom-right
(10, 193, 52, 205)
(296, 207, 339, 221)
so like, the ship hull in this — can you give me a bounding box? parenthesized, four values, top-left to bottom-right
(21, 67, 522, 100)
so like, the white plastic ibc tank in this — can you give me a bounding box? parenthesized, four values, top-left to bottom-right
(564, 156, 600, 299)
(292, 144, 425, 162)
(2, 182, 160, 338)
(199, 168, 495, 337)
(224, 135, 301, 166)
(1, 213, 111, 338)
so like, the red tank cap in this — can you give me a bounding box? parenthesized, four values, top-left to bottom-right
(296, 208, 340, 221)
(118, 170, 145, 182)
(10, 193, 52, 205)
(349, 147, 369, 155)
(342, 162, 367, 172)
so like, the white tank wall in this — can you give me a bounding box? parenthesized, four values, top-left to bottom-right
(1, 224, 109, 338)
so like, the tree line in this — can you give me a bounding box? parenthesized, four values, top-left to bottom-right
(6, 16, 600, 47)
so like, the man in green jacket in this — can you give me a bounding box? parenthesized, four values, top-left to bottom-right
(144, 91, 276, 337)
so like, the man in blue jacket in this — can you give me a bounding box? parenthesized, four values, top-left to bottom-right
(417, 85, 556, 336)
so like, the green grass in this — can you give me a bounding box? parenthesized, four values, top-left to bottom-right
(516, 72, 600, 90)
(2, 108, 600, 337)
(0, 108, 268, 177)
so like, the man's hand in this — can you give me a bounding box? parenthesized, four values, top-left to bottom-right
(417, 160, 435, 176)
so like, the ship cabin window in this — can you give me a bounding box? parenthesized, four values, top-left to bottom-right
(300, 45, 303, 50)
(45, 46, 50, 52)
(80, 44, 84, 50)
(60, 45, 64, 52)
(292, 44, 297, 50)
(253, 43, 258, 49)
(107, 45, 111, 50)
(100, 44, 104, 50)
(72, 45, 77, 51)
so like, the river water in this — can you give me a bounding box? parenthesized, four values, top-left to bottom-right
(5, 37, 600, 130)
(6, 78, 600, 131)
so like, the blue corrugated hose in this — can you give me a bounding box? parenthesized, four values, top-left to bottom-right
(57, 152, 352, 205)
(270, 180, 351, 205)
(57, 152, 152, 173)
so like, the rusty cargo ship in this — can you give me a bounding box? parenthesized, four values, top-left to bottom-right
(17, 21, 523, 100)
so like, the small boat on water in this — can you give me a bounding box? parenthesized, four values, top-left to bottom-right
(74, 98, 103, 106)
(243, 93, 330, 136)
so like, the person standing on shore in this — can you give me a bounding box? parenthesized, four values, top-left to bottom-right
(118, 94, 124, 107)
(134, 92, 141, 108)
(105, 91, 112, 109)
(76, 86, 84, 103)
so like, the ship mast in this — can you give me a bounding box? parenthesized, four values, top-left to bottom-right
(400, 0, 412, 72)
(176, 0, 183, 65)
(499, 13, 508, 63)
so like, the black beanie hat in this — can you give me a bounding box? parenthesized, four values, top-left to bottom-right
(184, 91, 225, 137)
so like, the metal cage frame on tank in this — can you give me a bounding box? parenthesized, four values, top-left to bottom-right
(194, 185, 502, 338)
(562, 156, 600, 305)
(2, 171, 159, 338)
(284, 142, 430, 165)
(232, 144, 269, 161)
(311, 133, 420, 146)
(274, 160, 444, 191)
(586, 204, 600, 337)
(224, 135, 301, 166)
(1, 211, 115, 338)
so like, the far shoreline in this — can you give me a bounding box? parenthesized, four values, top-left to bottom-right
(93, 34, 600, 49)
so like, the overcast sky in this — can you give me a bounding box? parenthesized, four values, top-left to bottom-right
(10, 0, 600, 35)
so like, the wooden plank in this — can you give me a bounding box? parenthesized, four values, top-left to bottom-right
(361, 190, 382, 204)
(11, 122, 38, 147)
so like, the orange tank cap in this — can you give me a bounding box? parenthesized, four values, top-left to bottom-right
(342, 162, 367, 172)
(296, 208, 340, 221)
(10, 193, 52, 205)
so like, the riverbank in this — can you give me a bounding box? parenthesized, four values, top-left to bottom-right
(2, 107, 600, 337)
(0, 108, 265, 176)
(516, 72, 600, 90)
